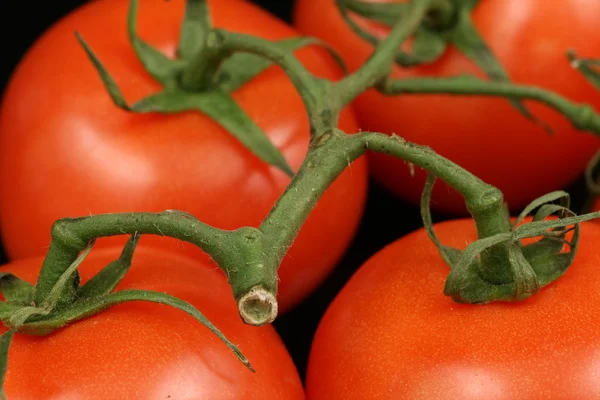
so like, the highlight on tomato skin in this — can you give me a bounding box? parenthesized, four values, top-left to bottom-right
(0, 246, 305, 399)
(292, 0, 600, 216)
(0, 0, 368, 315)
(305, 219, 600, 399)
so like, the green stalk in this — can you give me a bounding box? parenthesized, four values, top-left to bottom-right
(35, 211, 277, 325)
(334, 0, 436, 107)
(381, 76, 600, 134)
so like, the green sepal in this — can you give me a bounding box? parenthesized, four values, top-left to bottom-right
(178, 0, 211, 60)
(420, 175, 463, 266)
(133, 89, 294, 176)
(127, 0, 185, 86)
(77, 234, 140, 299)
(422, 181, 596, 304)
(507, 242, 539, 300)
(76, 32, 132, 111)
(218, 37, 348, 93)
(336, 0, 445, 67)
(0, 275, 34, 305)
(440, 8, 551, 133)
(37, 240, 95, 315)
(567, 51, 600, 91)
(78, 31, 293, 176)
(0, 330, 14, 400)
(0, 303, 28, 321)
(19, 289, 253, 371)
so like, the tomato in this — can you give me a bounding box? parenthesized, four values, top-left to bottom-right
(0, 0, 368, 313)
(293, 0, 600, 215)
(305, 218, 600, 399)
(1, 246, 304, 399)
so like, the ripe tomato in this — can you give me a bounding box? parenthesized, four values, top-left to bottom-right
(0, 0, 368, 313)
(293, 0, 600, 215)
(1, 246, 304, 399)
(306, 219, 600, 399)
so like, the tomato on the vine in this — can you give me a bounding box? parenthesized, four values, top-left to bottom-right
(0, 0, 368, 313)
(1, 246, 304, 399)
(306, 219, 600, 399)
(293, 0, 600, 215)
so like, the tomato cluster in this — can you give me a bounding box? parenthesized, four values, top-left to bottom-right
(1, 0, 599, 398)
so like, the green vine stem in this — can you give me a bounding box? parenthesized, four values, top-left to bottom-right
(22, 0, 600, 326)
(5, 1, 600, 392)
(379, 76, 600, 134)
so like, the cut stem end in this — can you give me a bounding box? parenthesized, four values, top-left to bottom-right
(237, 286, 278, 326)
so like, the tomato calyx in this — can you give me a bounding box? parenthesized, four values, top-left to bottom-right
(76, 0, 344, 177)
(421, 178, 600, 304)
(0, 235, 254, 398)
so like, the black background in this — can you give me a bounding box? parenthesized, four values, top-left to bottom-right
(0, 0, 590, 382)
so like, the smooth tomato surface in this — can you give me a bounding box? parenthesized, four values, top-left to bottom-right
(1, 246, 304, 399)
(0, 0, 368, 313)
(294, 0, 600, 215)
(306, 219, 600, 399)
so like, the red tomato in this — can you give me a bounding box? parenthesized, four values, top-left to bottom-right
(0, 0, 368, 313)
(293, 0, 600, 215)
(306, 219, 600, 399)
(1, 246, 304, 399)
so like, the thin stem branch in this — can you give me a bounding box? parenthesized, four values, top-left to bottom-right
(213, 29, 334, 132)
(381, 75, 600, 134)
(333, 0, 435, 106)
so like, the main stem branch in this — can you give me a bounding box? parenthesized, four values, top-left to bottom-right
(260, 130, 508, 271)
(35, 211, 277, 325)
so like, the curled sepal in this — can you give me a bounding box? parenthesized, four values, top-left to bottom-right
(218, 37, 348, 93)
(77, 234, 140, 299)
(433, 190, 598, 304)
(336, 0, 445, 67)
(0, 275, 34, 305)
(420, 175, 463, 266)
(19, 289, 254, 371)
(512, 190, 570, 228)
(440, 8, 551, 133)
(0, 330, 15, 400)
(133, 90, 294, 176)
(127, 0, 185, 86)
(568, 51, 600, 91)
(507, 243, 539, 300)
(442, 232, 512, 303)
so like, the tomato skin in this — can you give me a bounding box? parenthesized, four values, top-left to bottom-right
(1, 246, 304, 399)
(293, 0, 600, 215)
(306, 219, 600, 399)
(0, 0, 368, 313)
